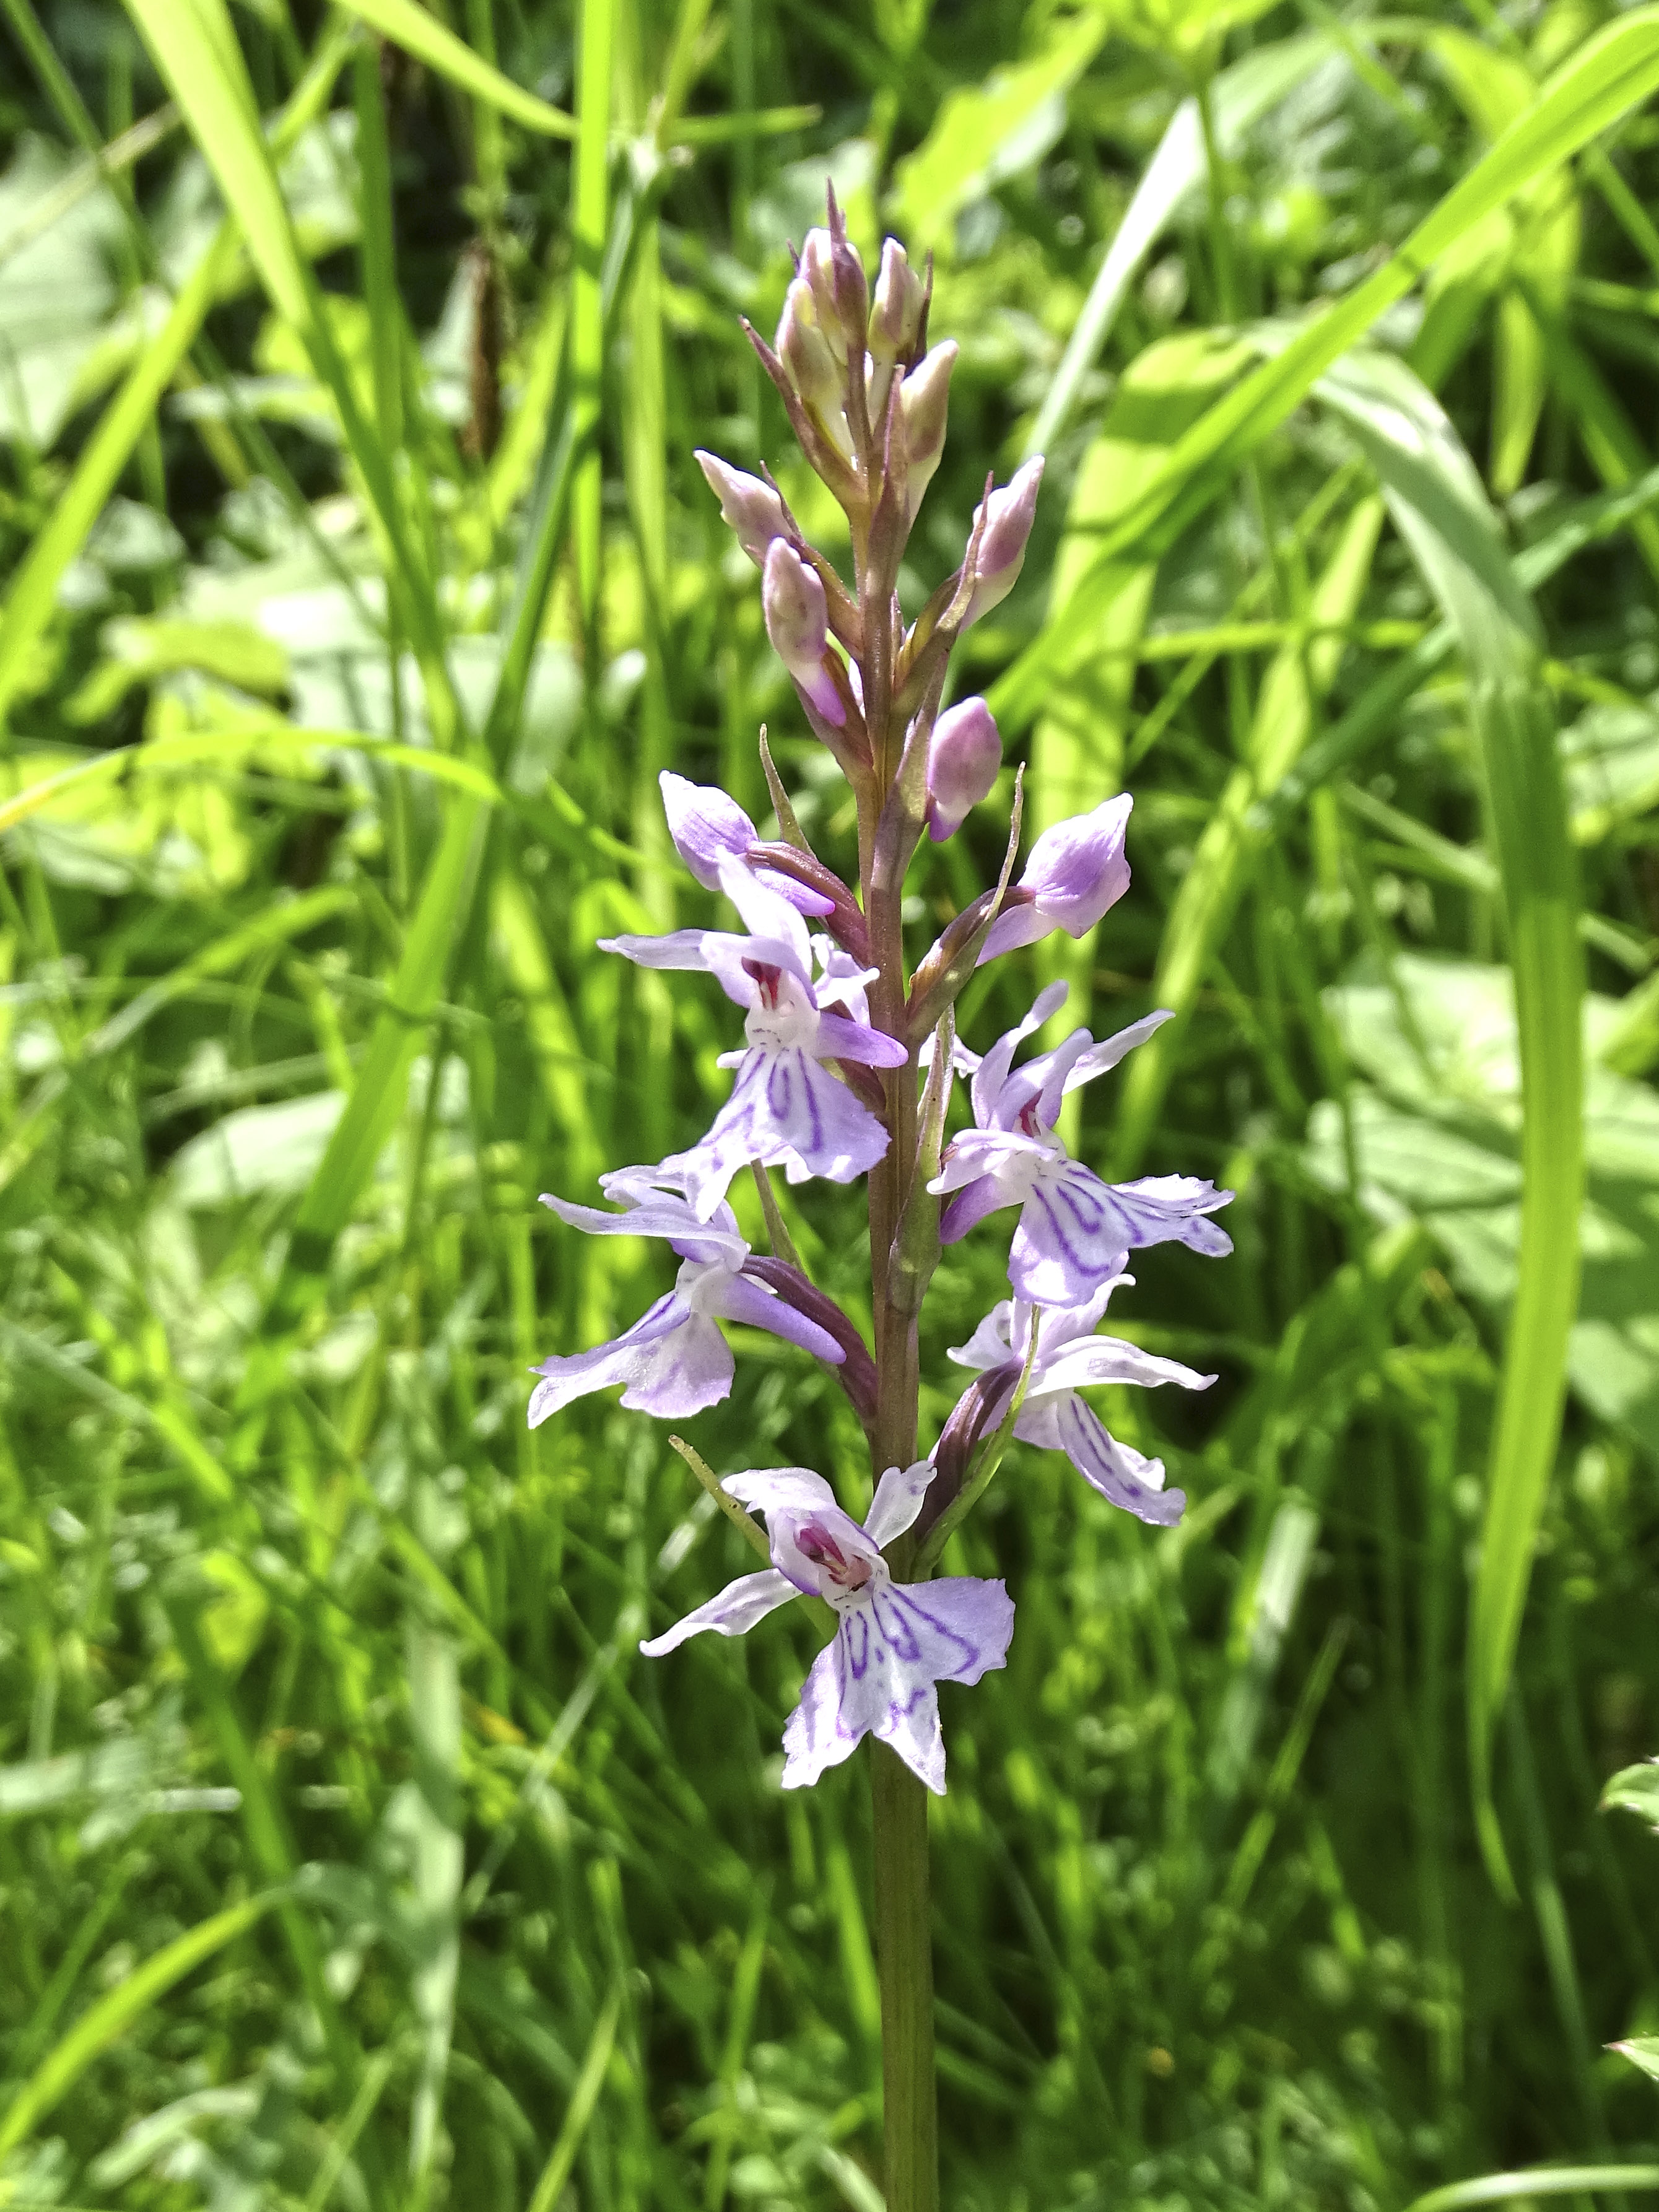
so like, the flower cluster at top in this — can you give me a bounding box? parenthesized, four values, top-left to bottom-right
(531, 194, 1232, 1797)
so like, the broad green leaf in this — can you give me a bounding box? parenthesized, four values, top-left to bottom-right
(1025, 30, 1337, 459)
(993, 4, 1659, 734)
(893, 15, 1108, 248)
(121, 0, 457, 733)
(1614, 2039, 1659, 2086)
(1601, 1760, 1659, 1827)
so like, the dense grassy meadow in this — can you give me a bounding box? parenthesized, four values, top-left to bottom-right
(5, 0, 1659, 2203)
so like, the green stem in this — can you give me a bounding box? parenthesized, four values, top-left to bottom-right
(870, 1741, 938, 2212)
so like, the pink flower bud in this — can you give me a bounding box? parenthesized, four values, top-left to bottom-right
(870, 238, 925, 363)
(799, 225, 868, 364)
(926, 697, 1001, 841)
(776, 279, 850, 451)
(763, 540, 845, 727)
(695, 450, 789, 567)
(965, 457, 1045, 627)
(899, 342, 957, 521)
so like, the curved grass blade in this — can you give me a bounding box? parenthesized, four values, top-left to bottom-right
(1401, 2171, 1659, 2212)
(0, 24, 351, 731)
(1023, 30, 1337, 460)
(0, 1891, 289, 2157)
(329, 0, 577, 138)
(993, 4, 1659, 733)
(121, 0, 459, 744)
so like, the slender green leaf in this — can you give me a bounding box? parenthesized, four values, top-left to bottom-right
(0, 1891, 287, 2156)
(995, 4, 1659, 732)
(330, 0, 578, 137)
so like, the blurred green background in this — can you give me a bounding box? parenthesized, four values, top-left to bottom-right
(2, 0, 1659, 2203)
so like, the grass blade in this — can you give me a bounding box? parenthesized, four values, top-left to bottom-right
(0, 1891, 288, 2156)
(329, 0, 577, 137)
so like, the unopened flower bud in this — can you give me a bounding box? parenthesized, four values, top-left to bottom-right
(977, 795, 1133, 964)
(871, 238, 925, 363)
(763, 540, 846, 727)
(776, 279, 851, 453)
(926, 697, 1001, 841)
(695, 450, 789, 567)
(900, 342, 957, 521)
(965, 457, 1045, 627)
(799, 226, 868, 364)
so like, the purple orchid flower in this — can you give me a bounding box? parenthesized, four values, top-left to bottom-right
(641, 1461, 1014, 1793)
(929, 982, 1234, 1306)
(944, 1280, 1213, 1526)
(529, 1178, 845, 1424)
(660, 770, 834, 917)
(602, 866, 905, 1221)
(978, 796, 1133, 964)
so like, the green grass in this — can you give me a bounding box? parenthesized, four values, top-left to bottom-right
(1, 0, 1659, 2205)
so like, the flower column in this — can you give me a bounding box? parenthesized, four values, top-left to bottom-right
(531, 188, 1236, 2210)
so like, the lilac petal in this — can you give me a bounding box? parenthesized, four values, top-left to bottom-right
(666, 1048, 892, 1219)
(782, 1638, 866, 1789)
(715, 1271, 846, 1365)
(864, 1460, 936, 1547)
(970, 979, 1069, 1126)
(528, 1295, 734, 1424)
(930, 1125, 1046, 1198)
(975, 899, 1050, 966)
(1025, 1393, 1185, 1527)
(699, 929, 814, 1005)
(721, 1466, 838, 1517)
(640, 1567, 796, 1656)
(765, 1050, 892, 1182)
(1035, 1336, 1215, 1396)
(1060, 1009, 1175, 1095)
(938, 1172, 1019, 1248)
(832, 1578, 1015, 1794)
(1001, 1025, 1096, 1133)
(600, 928, 718, 971)
(715, 861, 814, 971)
(811, 943, 881, 1021)
(947, 1298, 1017, 1372)
(816, 1009, 908, 1068)
(1022, 796, 1133, 928)
(656, 773, 830, 917)
(1098, 1173, 1235, 1256)
(660, 772, 759, 890)
(540, 1190, 749, 1266)
(1008, 1167, 1132, 1306)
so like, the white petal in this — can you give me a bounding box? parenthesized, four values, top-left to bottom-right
(864, 1461, 936, 1548)
(640, 1569, 795, 1656)
(721, 1466, 837, 1515)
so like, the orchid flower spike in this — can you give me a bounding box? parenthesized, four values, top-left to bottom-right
(529, 1181, 844, 1423)
(602, 847, 905, 1221)
(642, 1463, 1014, 1793)
(930, 982, 1234, 1305)
(943, 1281, 1213, 1526)
(978, 795, 1133, 964)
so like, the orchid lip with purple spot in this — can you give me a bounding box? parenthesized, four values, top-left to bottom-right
(928, 983, 1235, 1306)
(639, 1464, 1014, 1793)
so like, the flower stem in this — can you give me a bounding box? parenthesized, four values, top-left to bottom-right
(871, 1738, 938, 2212)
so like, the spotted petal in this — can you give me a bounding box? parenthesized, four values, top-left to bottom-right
(528, 1293, 733, 1423)
(1018, 1393, 1185, 1527)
